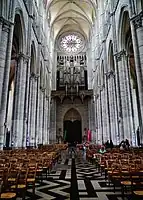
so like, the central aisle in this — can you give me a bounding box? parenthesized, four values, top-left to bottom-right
(26, 151, 131, 200)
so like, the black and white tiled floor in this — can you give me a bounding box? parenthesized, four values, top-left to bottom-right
(23, 151, 137, 200)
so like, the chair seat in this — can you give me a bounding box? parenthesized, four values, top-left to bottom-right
(11, 184, 26, 189)
(112, 175, 120, 179)
(27, 178, 35, 182)
(8, 178, 16, 182)
(134, 190, 143, 195)
(0, 192, 16, 199)
(121, 181, 136, 185)
(37, 169, 42, 172)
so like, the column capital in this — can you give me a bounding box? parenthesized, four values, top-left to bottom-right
(106, 70, 115, 79)
(131, 11, 143, 29)
(2, 23, 10, 33)
(0, 16, 13, 26)
(46, 95, 49, 100)
(114, 49, 126, 61)
(35, 74, 40, 80)
(95, 94, 99, 99)
(30, 72, 36, 79)
(40, 87, 46, 93)
(18, 52, 30, 62)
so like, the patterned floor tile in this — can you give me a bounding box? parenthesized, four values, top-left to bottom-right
(15, 151, 137, 200)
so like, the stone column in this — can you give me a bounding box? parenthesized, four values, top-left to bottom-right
(102, 87, 108, 142)
(94, 95, 98, 143)
(123, 53, 134, 142)
(23, 59, 31, 148)
(35, 75, 40, 147)
(107, 73, 117, 144)
(29, 73, 37, 147)
(50, 98, 56, 143)
(0, 19, 15, 149)
(0, 20, 10, 105)
(108, 77, 113, 140)
(22, 3, 33, 147)
(88, 97, 95, 142)
(115, 50, 132, 140)
(111, 9, 124, 143)
(38, 88, 43, 145)
(42, 90, 47, 145)
(47, 97, 51, 144)
(11, 54, 29, 147)
(126, 55, 137, 146)
(44, 96, 48, 144)
(105, 74, 111, 141)
(100, 89, 104, 144)
(97, 94, 102, 144)
(0, 20, 2, 40)
(130, 13, 143, 143)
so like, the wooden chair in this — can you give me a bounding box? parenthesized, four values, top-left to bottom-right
(27, 165, 37, 195)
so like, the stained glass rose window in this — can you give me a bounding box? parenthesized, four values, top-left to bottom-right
(59, 32, 85, 54)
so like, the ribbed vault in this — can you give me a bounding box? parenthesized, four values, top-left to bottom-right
(45, 0, 97, 39)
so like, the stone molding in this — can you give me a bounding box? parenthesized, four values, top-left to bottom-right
(115, 49, 126, 61)
(131, 11, 143, 29)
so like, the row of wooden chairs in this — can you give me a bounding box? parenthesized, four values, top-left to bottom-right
(88, 149, 143, 199)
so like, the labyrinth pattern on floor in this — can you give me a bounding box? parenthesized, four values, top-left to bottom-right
(22, 152, 137, 200)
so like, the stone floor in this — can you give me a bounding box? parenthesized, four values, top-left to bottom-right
(23, 151, 138, 200)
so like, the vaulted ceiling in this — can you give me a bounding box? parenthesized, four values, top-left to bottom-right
(46, 0, 97, 40)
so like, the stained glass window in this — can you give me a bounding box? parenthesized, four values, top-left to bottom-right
(59, 33, 84, 54)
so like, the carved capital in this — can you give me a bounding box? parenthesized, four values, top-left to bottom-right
(18, 52, 30, 63)
(2, 23, 9, 33)
(115, 49, 126, 61)
(41, 87, 46, 93)
(131, 11, 143, 29)
(0, 17, 13, 32)
(30, 72, 36, 79)
(95, 94, 99, 99)
(106, 70, 115, 79)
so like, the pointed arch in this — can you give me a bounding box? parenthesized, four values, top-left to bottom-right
(108, 40, 115, 71)
(30, 42, 36, 74)
(64, 108, 81, 121)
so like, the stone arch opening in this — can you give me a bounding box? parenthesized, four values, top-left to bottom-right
(63, 108, 82, 143)
(108, 41, 115, 71)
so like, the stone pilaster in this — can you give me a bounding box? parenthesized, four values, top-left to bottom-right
(42, 89, 47, 145)
(97, 95, 102, 144)
(101, 86, 109, 143)
(49, 98, 56, 143)
(38, 88, 43, 145)
(28, 73, 37, 147)
(105, 73, 112, 141)
(23, 62, 30, 148)
(35, 75, 40, 147)
(107, 71, 117, 144)
(45, 96, 49, 144)
(47, 97, 50, 144)
(88, 97, 95, 142)
(0, 20, 2, 40)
